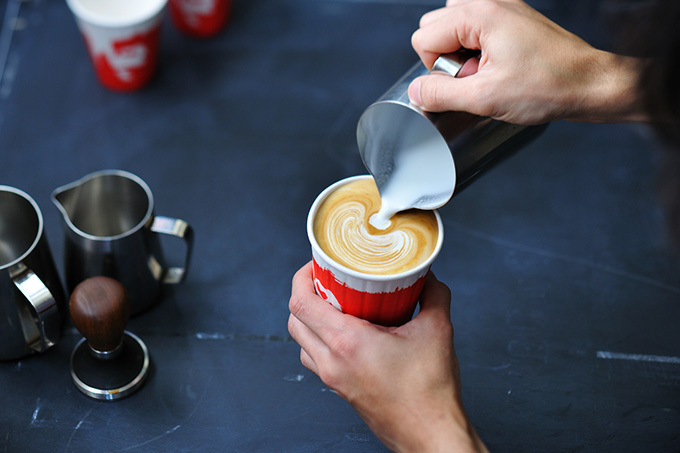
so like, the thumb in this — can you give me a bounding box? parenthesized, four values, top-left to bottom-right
(408, 72, 484, 114)
(417, 271, 452, 318)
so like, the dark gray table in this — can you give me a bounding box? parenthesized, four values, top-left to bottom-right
(1, 0, 679, 451)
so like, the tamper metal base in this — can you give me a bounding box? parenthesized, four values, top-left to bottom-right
(70, 331, 149, 401)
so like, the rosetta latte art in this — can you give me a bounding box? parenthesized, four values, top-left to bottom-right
(314, 178, 438, 275)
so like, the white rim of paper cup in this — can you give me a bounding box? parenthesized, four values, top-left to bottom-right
(307, 175, 444, 282)
(65, 0, 167, 28)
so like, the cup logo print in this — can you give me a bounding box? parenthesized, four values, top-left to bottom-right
(313, 278, 341, 311)
(175, 0, 216, 25)
(311, 255, 429, 326)
(84, 28, 159, 85)
(109, 37, 147, 82)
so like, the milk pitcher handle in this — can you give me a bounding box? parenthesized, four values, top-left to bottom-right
(150, 216, 194, 284)
(431, 50, 481, 77)
(11, 264, 60, 352)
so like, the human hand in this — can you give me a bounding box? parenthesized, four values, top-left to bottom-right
(288, 261, 487, 452)
(409, 0, 646, 124)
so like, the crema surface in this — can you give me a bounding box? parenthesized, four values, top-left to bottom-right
(314, 178, 438, 275)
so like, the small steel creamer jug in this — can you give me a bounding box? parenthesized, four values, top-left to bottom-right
(52, 170, 194, 316)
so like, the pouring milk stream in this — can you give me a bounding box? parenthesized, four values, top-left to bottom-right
(367, 130, 454, 229)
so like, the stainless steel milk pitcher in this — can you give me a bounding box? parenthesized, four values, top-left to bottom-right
(357, 53, 547, 210)
(0, 186, 65, 360)
(52, 170, 194, 316)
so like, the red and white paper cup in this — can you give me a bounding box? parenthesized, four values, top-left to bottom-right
(307, 175, 444, 326)
(66, 0, 167, 91)
(168, 0, 231, 38)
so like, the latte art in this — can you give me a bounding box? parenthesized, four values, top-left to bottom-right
(313, 178, 438, 275)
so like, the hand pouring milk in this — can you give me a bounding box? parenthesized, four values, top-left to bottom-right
(357, 53, 548, 228)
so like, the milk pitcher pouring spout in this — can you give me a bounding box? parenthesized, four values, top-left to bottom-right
(357, 53, 548, 214)
(52, 170, 194, 316)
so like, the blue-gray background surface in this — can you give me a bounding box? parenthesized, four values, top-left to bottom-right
(1, 0, 679, 451)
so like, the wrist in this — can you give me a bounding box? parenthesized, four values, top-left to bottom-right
(571, 50, 649, 123)
(412, 394, 488, 453)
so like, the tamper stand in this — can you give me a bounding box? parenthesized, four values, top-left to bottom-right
(70, 276, 150, 401)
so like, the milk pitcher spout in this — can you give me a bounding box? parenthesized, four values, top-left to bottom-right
(52, 170, 194, 316)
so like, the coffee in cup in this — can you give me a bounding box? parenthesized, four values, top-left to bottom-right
(313, 177, 438, 275)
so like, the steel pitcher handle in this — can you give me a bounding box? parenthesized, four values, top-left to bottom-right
(431, 50, 480, 77)
(150, 216, 194, 284)
(11, 264, 60, 353)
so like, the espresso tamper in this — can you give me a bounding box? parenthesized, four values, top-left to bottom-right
(69, 276, 150, 401)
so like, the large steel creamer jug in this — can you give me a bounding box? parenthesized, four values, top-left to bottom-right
(357, 53, 548, 213)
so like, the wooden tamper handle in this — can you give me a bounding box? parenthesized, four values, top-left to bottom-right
(70, 276, 130, 358)
(69, 277, 150, 401)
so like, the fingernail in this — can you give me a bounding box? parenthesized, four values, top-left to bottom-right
(408, 79, 422, 106)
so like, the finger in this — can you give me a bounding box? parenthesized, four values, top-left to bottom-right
(412, 27, 460, 70)
(288, 312, 326, 356)
(408, 72, 490, 115)
(412, 8, 485, 68)
(290, 261, 316, 297)
(458, 55, 480, 78)
(418, 6, 450, 28)
(288, 264, 335, 364)
(299, 348, 319, 375)
(445, 0, 477, 6)
(289, 261, 355, 343)
(413, 55, 479, 103)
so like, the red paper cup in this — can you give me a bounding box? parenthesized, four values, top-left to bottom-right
(307, 175, 444, 326)
(168, 0, 231, 38)
(66, 0, 167, 91)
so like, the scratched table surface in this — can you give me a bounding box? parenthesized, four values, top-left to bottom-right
(1, 0, 680, 451)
